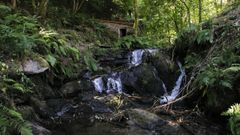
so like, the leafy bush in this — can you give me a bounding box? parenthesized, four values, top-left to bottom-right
(0, 4, 12, 18)
(0, 13, 39, 56)
(37, 28, 81, 78)
(115, 36, 158, 49)
(83, 51, 99, 72)
(0, 73, 33, 135)
(196, 29, 213, 44)
(222, 104, 240, 135)
(0, 105, 32, 135)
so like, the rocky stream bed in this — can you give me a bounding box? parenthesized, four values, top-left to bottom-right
(16, 49, 226, 135)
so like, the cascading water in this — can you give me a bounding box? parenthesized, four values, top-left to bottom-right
(92, 49, 185, 104)
(106, 73, 122, 93)
(129, 49, 159, 67)
(160, 62, 186, 104)
(93, 77, 105, 93)
(92, 73, 122, 94)
(129, 49, 145, 67)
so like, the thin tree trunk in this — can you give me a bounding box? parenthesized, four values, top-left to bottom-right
(133, 0, 139, 36)
(179, 0, 191, 27)
(11, 0, 16, 9)
(73, 0, 85, 14)
(32, 0, 36, 13)
(39, 0, 49, 18)
(199, 0, 202, 24)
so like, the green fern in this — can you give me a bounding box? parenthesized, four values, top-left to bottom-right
(222, 104, 240, 135)
(196, 29, 213, 44)
(84, 51, 99, 72)
(0, 105, 33, 135)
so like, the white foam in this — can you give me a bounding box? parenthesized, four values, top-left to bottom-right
(160, 62, 185, 104)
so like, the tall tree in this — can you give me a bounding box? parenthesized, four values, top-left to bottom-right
(39, 0, 48, 18)
(72, 0, 85, 14)
(133, 0, 139, 36)
(179, 0, 191, 27)
(11, 0, 17, 9)
(199, 0, 202, 24)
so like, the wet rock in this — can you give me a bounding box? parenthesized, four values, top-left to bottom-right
(60, 80, 94, 97)
(31, 76, 56, 99)
(31, 123, 51, 135)
(202, 87, 239, 115)
(53, 103, 94, 126)
(126, 109, 166, 130)
(156, 124, 189, 135)
(17, 106, 37, 120)
(121, 64, 165, 96)
(150, 52, 179, 91)
(30, 97, 54, 119)
(22, 56, 50, 74)
(89, 100, 112, 113)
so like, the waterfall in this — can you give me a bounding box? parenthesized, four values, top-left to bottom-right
(160, 62, 185, 104)
(106, 73, 122, 94)
(92, 73, 122, 94)
(93, 49, 184, 101)
(93, 77, 105, 93)
(129, 49, 145, 67)
(129, 49, 159, 67)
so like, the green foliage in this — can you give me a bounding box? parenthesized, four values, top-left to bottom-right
(37, 28, 81, 78)
(0, 74, 34, 94)
(196, 29, 213, 44)
(195, 67, 234, 90)
(83, 51, 99, 72)
(0, 12, 39, 56)
(0, 4, 12, 17)
(45, 54, 57, 67)
(0, 105, 33, 135)
(222, 104, 240, 135)
(195, 49, 240, 91)
(115, 36, 159, 49)
(185, 53, 202, 70)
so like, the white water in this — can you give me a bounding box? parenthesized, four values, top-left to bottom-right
(129, 49, 145, 66)
(93, 77, 105, 93)
(160, 62, 186, 104)
(106, 73, 122, 93)
(92, 73, 122, 94)
(92, 49, 185, 103)
(129, 49, 159, 67)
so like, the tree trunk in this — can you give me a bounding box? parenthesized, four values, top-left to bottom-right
(11, 0, 16, 9)
(179, 0, 191, 27)
(133, 0, 139, 36)
(73, 0, 85, 14)
(32, 0, 36, 13)
(198, 0, 202, 24)
(39, 0, 49, 18)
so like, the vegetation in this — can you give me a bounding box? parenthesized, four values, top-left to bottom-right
(223, 104, 240, 135)
(0, 0, 239, 134)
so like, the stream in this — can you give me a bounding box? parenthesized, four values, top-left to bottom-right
(36, 48, 224, 135)
(92, 49, 185, 103)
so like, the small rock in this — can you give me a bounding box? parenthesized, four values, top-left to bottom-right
(31, 123, 51, 135)
(22, 56, 49, 74)
(126, 109, 166, 130)
(60, 80, 94, 97)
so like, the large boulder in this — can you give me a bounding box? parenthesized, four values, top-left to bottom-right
(31, 123, 51, 135)
(121, 63, 165, 96)
(126, 109, 166, 130)
(22, 56, 49, 74)
(149, 52, 179, 92)
(60, 80, 94, 97)
(6, 56, 50, 76)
